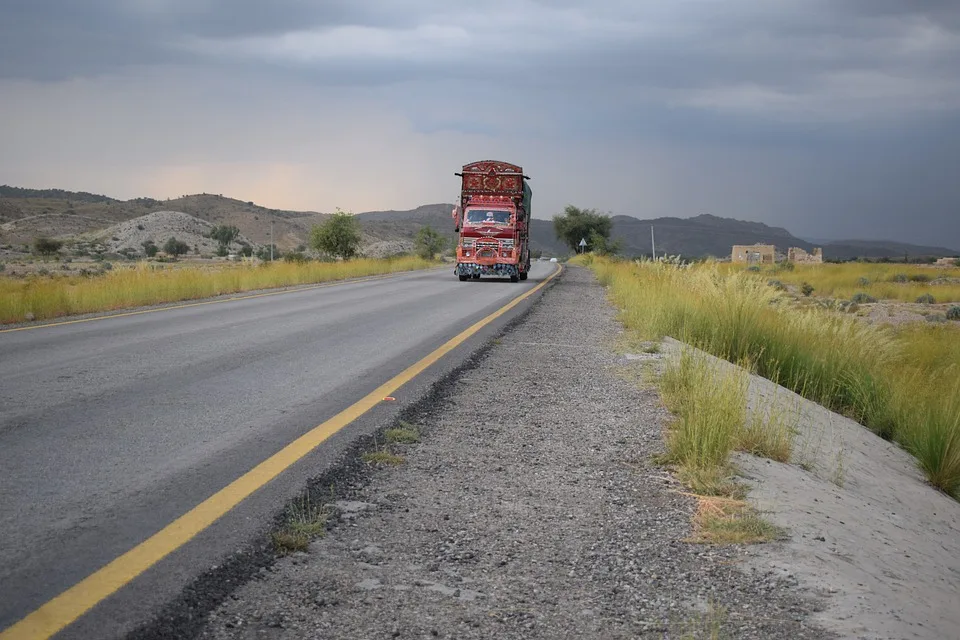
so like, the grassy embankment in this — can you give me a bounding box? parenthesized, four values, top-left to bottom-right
(579, 255, 960, 503)
(0, 256, 438, 325)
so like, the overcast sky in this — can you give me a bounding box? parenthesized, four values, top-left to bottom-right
(2, 1, 959, 246)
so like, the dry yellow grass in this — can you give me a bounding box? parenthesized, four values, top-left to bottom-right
(687, 495, 785, 544)
(0, 256, 437, 324)
(731, 262, 960, 303)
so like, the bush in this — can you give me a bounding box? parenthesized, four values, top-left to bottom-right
(916, 293, 936, 304)
(33, 237, 63, 257)
(800, 282, 814, 296)
(414, 225, 446, 260)
(283, 252, 309, 264)
(947, 306, 960, 321)
(851, 292, 877, 304)
(746, 265, 761, 272)
(256, 244, 281, 261)
(102, 262, 113, 271)
(926, 314, 947, 324)
(910, 274, 931, 283)
(857, 277, 870, 286)
(767, 279, 785, 291)
(309, 209, 362, 260)
(893, 273, 909, 283)
(163, 237, 189, 257)
(775, 261, 795, 272)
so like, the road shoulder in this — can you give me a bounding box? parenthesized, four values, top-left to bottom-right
(187, 265, 833, 639)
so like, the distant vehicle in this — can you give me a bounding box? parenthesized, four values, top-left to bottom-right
(550, 257, 558, 263)
(451, 160, 531, 283)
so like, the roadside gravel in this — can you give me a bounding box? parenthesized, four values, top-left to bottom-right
(195, 265, 835, 639)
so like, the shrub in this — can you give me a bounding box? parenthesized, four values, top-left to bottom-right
(857, 277, 870, 286)
(33, 237, 63, 256)
(947, 306, 960, 321)
(926, 314, 947, 324)
(310, 209, 362, 260)
(414, 225, 446, 260)
(910, 274, 931, 283)
(916, 293, 936, 304)
(102, 262, 113, 271)
(893, 273, 909, 283)
(746, 265, 761, 272)
(767, 279, 785, 291)
(0, 263, 5, 272)
(851, 292, 877, 304)
(163, 237, 189, 257)
(800, 282, 814, 296)
(283, 252, 309, 264)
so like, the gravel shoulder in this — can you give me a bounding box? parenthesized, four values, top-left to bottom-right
(187, 265, 834, 640)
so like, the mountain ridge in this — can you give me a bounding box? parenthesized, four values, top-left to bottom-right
(1, 186, 956, 260)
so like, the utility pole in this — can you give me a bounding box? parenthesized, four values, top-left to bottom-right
(270, 222, 274, 261)
(651, 225, 656, 261)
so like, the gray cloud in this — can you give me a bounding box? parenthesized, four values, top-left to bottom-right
(1, 0, 958, 248)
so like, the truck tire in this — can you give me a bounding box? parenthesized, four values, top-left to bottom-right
(459, 275, 469, 281)
(510, 274, 520, 283)
(519, 271, 528, 281)
(472, 273, 481, 280)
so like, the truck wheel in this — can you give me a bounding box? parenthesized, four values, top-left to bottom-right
(519, 271, 528, 281)
(459, 275, 469, 281)
(510, 274, 519, 283)
(472, 274, 481, 280)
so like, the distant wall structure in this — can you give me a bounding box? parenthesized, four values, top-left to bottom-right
(732, 244, 776, 264)
(936, 257, 959, 266)
(787, 247, 823, 264)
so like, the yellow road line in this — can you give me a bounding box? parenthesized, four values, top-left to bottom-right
(0, 264, 562, 640)
(0, 267, 446, 334)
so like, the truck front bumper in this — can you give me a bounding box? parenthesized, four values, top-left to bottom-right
(455, 263, 519, 277)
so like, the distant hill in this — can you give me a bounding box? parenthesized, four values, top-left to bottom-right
(1, 186, 956, 260)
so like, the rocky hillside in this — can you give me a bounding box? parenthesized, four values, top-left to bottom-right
(88, 211, 255, 255)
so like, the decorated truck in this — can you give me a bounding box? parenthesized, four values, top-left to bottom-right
(451, 160, 532, 282)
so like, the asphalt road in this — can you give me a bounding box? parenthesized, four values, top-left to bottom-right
(0, 262, 557, 638)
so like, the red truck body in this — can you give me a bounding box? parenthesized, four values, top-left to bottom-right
(451, 160, 532, 282)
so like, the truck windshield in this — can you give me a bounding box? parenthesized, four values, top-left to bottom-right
(465, 209, 511, 225)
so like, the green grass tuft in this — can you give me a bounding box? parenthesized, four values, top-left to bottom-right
(362, 450, 405, 466)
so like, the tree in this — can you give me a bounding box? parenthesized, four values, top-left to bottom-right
(209, 224, 240, 247)
(163, 236, 189, 257)
(414, 225, 445, 260)
(553, 206, 613, 253)
(309, 208, 362, 259)
(33, 237, 63, 257)
(141, 240, 159, 257)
